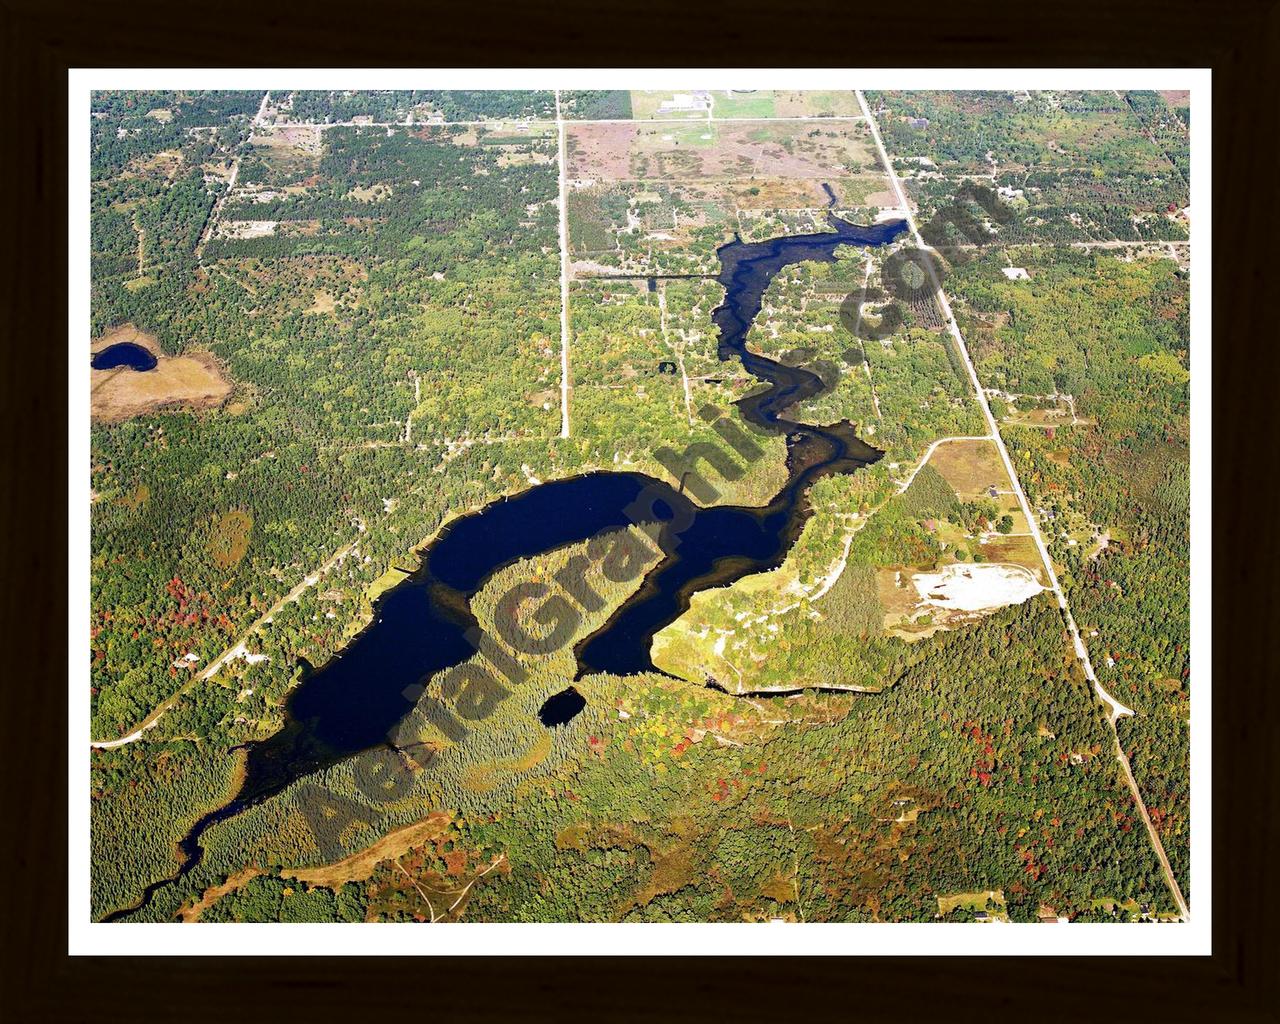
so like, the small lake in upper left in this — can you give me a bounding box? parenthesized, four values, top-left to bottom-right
(91, 342, 158, 371)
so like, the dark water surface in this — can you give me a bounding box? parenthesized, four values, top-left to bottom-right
(538, 687, 587, 726)
(105, 206, 907, 921)
(92, 342, 158, 371)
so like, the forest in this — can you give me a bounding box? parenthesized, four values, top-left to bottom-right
(867, 90, 1190, 246)
(945, 245, 1190, 896)
(107, 538, 1174, 924)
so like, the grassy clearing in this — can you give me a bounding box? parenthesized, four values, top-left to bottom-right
(365, 564, 411, 604)
(927, 439, 1009, 501)
(937, 889, 1008, 920)
(712, 91, 776, 119)
(774, 91, 864, 117)
(286, 813, 453, 889)
(179, 866, 262, 922)
(91, 324, 233, 424)
(243, 125, 322, 186)
(980, 544, 1046, 585)
(207, 510, 253, 571)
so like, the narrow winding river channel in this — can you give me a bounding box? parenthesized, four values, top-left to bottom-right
(105, 202, 907, 921)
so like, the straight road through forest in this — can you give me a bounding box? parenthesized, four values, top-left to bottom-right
(857, 90, 1188, 921)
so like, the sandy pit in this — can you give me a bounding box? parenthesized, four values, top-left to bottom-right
(911, 563, 1043, 612)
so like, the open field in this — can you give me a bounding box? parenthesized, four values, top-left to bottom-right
(773, 91, 865, 117)
(926, 438, 1008, 501)
(178, 867, 262, 923)
(91, 325, 232, 424)
(286, 813, 453, 888)
(563, 119, 894, 273)
(242, 124, 322, 184)
(627, 90, 712, 120)
(937, 889, 1009, 921)
(568, 120, 880, 182)
(121, 148, 184, 183)
(621, 90, 865, 121)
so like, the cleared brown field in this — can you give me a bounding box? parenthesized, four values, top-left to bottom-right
(246, 125, 322, 183)
(91, 325, 232, 424)
(978, 534, 1046, 583)
(877, 567, 921, 619)
(123, 148, 183, 182)
(563, 118, 895, 270)
(285, 813, 453, 888)
(179, 867, 262, 923)
(927, 438, 1010, 500)
(567, 121, 879, 182)
(308, 289, 337, 313)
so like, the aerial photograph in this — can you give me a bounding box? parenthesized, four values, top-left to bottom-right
(85, 85, 1193, 929)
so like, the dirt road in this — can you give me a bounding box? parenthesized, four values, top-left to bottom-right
(91, 540, 357, 749)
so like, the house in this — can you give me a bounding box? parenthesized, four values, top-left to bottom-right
(909, 117, 930, 129)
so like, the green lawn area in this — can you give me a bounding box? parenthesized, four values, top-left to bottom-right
(712, 91, 776, 119)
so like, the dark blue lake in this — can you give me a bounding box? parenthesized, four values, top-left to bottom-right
(539, 687, 587, 726)
(105, 205, 908, 921)
(92, 342, 157, 371)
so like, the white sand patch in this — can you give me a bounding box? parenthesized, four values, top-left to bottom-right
(218, 220, 278, 239)
(225, 641, 270, 665)
(911, 563, 1042, 612)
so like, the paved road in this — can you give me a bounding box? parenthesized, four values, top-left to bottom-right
(858, 90, 1187, 921)
(555, 89, 572, 439)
